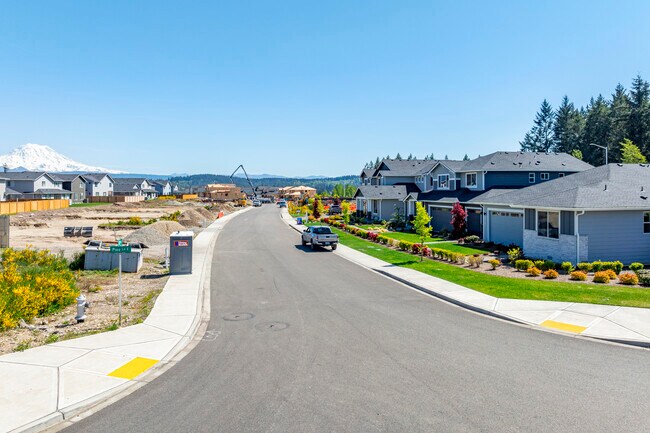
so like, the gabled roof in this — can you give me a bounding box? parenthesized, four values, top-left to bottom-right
(373, 159, 437, 177)
(50, 173, 88, 183)
(83, 173, 115, 183)
(458, 151, 593, 173)
(354, 183, 421, 200)
(416, 187, 517, 205)
(1, 171, 52, 181)
(483, 163, 650, 210)
(360, 168, 375, 178)
(426, 160, 467, 174)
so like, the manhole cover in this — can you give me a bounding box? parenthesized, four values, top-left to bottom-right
(255, 321, 289, 332)
(223, 312, 255, 321)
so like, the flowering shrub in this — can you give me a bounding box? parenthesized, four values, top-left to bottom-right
(463, 235, 481, 243)
(526, 267, 541, 277)
(488, 259, 500, 270)
(569, 271, 587, 281)
(543, 269, 559, 279)
(637, 270, 650, 286)
(0, 248, 78, 331)
(593, 271, 611, 284)
(618, 272, 639, 286)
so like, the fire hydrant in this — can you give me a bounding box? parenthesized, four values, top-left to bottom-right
(75, 294, 90, 323)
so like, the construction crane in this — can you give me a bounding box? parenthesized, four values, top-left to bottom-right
(230, 164, 257, 200)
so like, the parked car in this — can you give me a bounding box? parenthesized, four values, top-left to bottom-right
(277, 200, 287, 208)
(301, 226, 339, 250)
(328, 204, 342, 215)
(253, 200, 262, 207)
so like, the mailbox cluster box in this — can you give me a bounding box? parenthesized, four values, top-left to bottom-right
(170, 231, 194, 275)
(84, 241, 143, 272)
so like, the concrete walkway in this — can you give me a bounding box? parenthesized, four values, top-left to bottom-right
(0, 207, 251, 433)
(281, 210, 650, 349)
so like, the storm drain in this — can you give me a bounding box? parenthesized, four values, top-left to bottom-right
(223, 312, 255, 321)
(255, 321, 289, 332)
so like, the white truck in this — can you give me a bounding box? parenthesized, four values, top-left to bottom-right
(301, 226, 339, 250)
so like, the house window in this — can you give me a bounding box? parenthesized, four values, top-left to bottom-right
(466, 173, 477, 187)
(644, 212, 650, 233)
(109, 183, 113, 187)
(438, 174, 449, 189)
(42, 181, 46, 186)
(537, 210, 559, 239)
(540, 173, 549, 180)
(529, 173, 535, 183)
(429, 176, 433, 187)
(558, 173, 565, 178)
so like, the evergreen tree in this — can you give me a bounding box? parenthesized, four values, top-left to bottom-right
(580, 95, 611, 165)
(395, 153, 403, 160)
(552, 96, 583, 154)
(620, 138, 647, 163)
(407, 153, 413, 160)
(608, 84, 631, 161)
(463, 154, 470, 161)
(628, 75, 650, 155)
(444, 155, 448, 160)
(520, 99, 555, 152)
(374, 157, 380, 168)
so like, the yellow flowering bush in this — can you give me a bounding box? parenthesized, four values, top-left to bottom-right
(0, 247, 78, 330)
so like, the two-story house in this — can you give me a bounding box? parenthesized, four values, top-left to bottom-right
(409, 151, 593, 237)
(2, 172, 73, 200)
(113, 178, 158, 199)
(84, 173, 115, 197)
(150, 180, 172, 196)
(51, 174, 89, 202)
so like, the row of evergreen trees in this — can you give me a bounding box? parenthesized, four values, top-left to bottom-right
(363, 153, 471, 169)
(520, 76, 650, 165)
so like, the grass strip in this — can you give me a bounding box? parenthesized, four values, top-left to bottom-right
(332, 228, 650, 308)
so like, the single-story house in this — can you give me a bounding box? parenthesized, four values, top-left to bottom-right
(482, 163, 650, 264)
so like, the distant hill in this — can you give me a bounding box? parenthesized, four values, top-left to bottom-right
(169, 173, 359, 193)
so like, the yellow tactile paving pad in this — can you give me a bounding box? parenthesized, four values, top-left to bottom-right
(108, 357, 159, 380)
(540, 320, 587, 334)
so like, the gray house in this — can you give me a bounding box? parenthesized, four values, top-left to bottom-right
(84, 173, 115, 197)
(114, 178, 158, 199)
(2, 172, 72, 200)
(354, 184, 420, 221)
(51, 174, 88, 202)
(482, 163, 650, 264)
(150, 180, 172, 196)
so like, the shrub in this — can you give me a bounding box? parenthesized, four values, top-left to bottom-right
(526, 267, 541, 277)
(488, 259, 501, 270)
(543, 269, 559, 279)
(0, 248, 78, 331)
(601, 261, 623, 274)
(69, 252, 85, 271)
(507, 247, 523, 263)
(577, 262, 593, 273)
(422, 247, 432, 257)
(569, 270, 587, 281)
(411, 243, 423, 254)
(618, 272, 639, 286)
(398, 240, 413, 251)
(593, 271, 610, 284)
(464, 235, 480, 243)
(629, 262, 644, 272)
(637, 270, 650, 286)
(560, 262, 574, 274)
(533, 260, 545, 270)
(515, 259, 534, 271)
(604, 269, 618, 280)
(377, 235, 389, 245)
(591, 260, 604, 272)
(540, 260, 556, 271)
(467, 255, 482, 268)
(368, 232, 379, 242)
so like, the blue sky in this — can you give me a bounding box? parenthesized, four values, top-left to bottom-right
(0, 1, 649, 176)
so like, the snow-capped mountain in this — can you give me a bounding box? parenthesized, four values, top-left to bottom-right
(0, 143, 126, 173)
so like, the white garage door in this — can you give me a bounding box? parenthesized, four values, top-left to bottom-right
(490, 211, 523, 247)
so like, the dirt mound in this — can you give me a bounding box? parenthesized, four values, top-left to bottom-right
(124, 221, 185, 246)
(194, 207, 216, 220)
(178, 209, 209, 228)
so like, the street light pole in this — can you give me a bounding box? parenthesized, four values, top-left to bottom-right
(589, 143, 608, 165)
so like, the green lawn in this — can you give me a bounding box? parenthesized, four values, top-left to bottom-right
(376, 231, 443, 244)
(70, 202, 111, 208)
(331, 228, 650, 308)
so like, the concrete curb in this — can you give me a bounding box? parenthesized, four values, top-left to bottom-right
(7, 207, 252, 433)
(280, 212, 649, 350)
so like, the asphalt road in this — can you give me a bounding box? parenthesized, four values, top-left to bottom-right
(63, 205, 649, 433)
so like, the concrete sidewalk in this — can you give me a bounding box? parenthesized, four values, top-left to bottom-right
(281, 210, 650, 348)
(0, 207, 251, 433)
